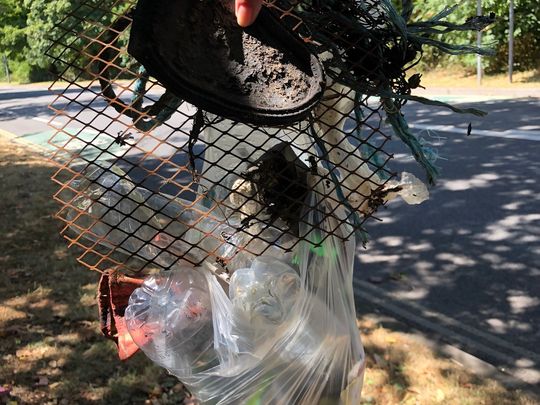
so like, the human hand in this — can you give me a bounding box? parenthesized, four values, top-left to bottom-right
(235, 0, 263, 27)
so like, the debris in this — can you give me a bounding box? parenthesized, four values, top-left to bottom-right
(0, 385, 12, 397)
(34, 376, 49, 387)
(385, 336, 398, 344)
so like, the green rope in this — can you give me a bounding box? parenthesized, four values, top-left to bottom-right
(130, 65, 183, 132)
(382, 97, 440, 185)
(352, 93, 391, 181)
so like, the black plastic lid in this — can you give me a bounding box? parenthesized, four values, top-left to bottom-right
(128, 0, 326, 126)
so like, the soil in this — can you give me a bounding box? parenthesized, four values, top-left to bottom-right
(243, 143, 309, 234)
(129, 0, 325, 124)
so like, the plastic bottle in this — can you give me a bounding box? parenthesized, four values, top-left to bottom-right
(125, 267, 217, 377)
(230, 256, 301, 326)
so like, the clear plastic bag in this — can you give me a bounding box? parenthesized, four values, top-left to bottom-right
(125, 176, 365, 404)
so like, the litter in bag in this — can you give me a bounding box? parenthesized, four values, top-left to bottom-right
(124, 173, 365, 404)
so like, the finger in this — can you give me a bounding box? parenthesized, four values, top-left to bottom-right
(235, 0, 263, 27)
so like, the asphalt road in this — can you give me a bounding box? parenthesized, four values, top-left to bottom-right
(355, 96, 540, 387)
(1, 85, 539, 386)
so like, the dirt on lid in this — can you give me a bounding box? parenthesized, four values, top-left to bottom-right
(129, 0, 324, 119)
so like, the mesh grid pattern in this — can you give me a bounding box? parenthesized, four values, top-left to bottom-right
(46, 0, 397, 277)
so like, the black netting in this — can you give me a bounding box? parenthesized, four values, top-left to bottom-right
(46, 0, 411, 277)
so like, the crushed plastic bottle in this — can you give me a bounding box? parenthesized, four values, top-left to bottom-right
(63, 165, 162, 259)
(121, 188, 366, 404)
(226, 227, 297, 272)
(124, 267, 217, 377)
(230, 256, 301, 326)
(62, 165, 254, 270)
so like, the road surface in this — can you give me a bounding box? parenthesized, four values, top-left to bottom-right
(355, 96, 540, 387)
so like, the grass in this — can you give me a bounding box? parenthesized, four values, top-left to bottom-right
(358, 318, 537, 404)
(0, 136, 190, 405)
(419, 69, 540, 89)
(0, 134, 538, 405)
(1, 69, 539, 90)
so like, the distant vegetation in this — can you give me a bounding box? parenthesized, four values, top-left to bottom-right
(0, 0, 538, 83)
(412, 0, 539, 75)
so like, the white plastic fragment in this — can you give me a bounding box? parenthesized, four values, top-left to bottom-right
(383, 171, 430, 205)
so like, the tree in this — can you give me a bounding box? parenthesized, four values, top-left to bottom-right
(0, 0, 28, 58)
(412, 0, 540, 73)
(0, 0, 130, 81)
(24, 0, 75, 69)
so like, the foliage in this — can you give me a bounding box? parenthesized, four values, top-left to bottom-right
(23, 0, 75, 69)
(0, 0, 538, 82)
(0, 0, 27, 59)
(411, 0, 540, 73)
(0, 0, 129, 82)
(0, 0, 65, 81)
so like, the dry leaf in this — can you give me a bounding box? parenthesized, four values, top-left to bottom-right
(49, 382, 61, 390)
(385, 336, 397, 344)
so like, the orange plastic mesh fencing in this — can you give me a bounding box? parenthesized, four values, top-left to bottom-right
(46, 0, 409, 279)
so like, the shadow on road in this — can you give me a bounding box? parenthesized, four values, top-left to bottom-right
(0, 86, 102, 102)
(355, 106, 540, 378)
(403, 97, 540, 132)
